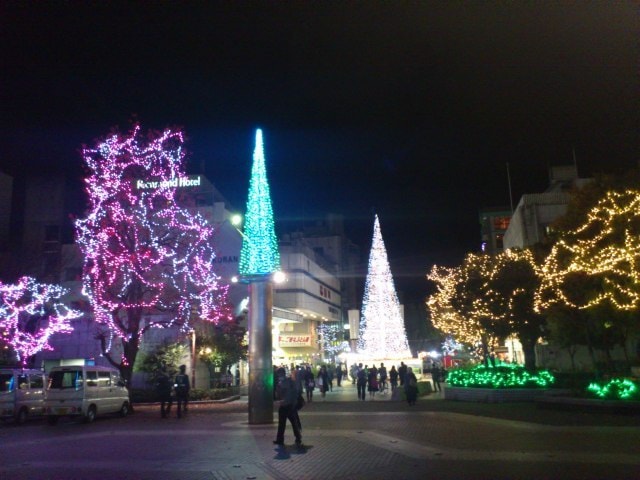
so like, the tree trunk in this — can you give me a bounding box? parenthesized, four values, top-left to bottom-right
(520, 336, 537, 371)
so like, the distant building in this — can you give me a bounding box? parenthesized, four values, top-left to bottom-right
(10, 172, 353, 383)
(503, 165, 591, 250)
(0, 171, 13, 252)
(479, 207, 511, 255)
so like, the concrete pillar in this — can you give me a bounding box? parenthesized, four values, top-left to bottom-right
(247, 278, 274, 424)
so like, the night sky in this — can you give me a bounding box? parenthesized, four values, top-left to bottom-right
(1, 2, 638, 301)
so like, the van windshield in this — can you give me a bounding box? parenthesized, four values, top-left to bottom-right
(0, 373, 14, 393)
(48, 370, 83, 390)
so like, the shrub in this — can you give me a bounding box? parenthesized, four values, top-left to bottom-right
(586, 378, 640, 401)
(446, 364, 555, 389)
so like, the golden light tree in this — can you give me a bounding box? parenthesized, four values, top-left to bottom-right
(537, 190, 640, 366)
(427, 256, 500, 363)
(538, 190, 640, 311)
(428, 249, 545, 369)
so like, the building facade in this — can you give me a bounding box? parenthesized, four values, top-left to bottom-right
(9, 172, 351, 385)
(503, 165, 591, 250)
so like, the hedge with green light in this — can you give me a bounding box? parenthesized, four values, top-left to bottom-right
(446, 364, 555, 389)
(586, 378, 639, 401)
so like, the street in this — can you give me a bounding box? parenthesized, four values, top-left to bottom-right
(1, 384, 638, 480)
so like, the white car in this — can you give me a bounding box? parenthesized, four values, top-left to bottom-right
(0, 368, 46, 424)
(45, 365, 130, 424)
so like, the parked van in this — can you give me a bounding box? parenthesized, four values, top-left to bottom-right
(45, 365, 129, 424)
(0, 368, 46, 424)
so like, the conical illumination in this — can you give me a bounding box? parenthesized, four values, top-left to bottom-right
(357, 215, 412, 359)
(238, 129, 281, 276)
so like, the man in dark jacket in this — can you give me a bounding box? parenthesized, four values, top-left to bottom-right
(156, 366, 173, 418)
(273, 367, 302, 447)
(174, 364, 190, 418)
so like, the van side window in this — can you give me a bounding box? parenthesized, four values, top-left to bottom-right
(49, 370, 83, 389)
(0, 373, 13, 392)
(17, 374, 28, 389)
(29, 373, 44, 389)
(86, 371, 98, 387)
(98, 371, 111, 387)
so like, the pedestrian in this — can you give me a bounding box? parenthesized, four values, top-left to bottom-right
(389, 365, 398, 390)
(368, 366, 379, 399)
(405, 366, 418, 406)
(273, 368, 303, 447)
(327, 364, 334, 392)
(155, 365, 173, 418)
(174, 364, 190, 418)
(317, 365, 329, 399)
(432, 363, 442, 392)
(336, 363, 343, 387)
(356, 363, 367, 401)
(378, 362, 388, 393)
(350, 363, 358, 384)
(398, 361, 407, 387)
(304, 365, 315, 402)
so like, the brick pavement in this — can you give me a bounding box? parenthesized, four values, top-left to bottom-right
(1, 383, 639, 480)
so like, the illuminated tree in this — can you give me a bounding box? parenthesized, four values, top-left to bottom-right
(238, 129, 280, 277)
(427, 255, 499, 364)
(428, 249, 546, 369)
(488, 249, 545, 370)
(358, 215, 411, 359)
(538, 190, 640, 368)
(76, 125, 232, 384)
(0, 277, 80, 366)
(427, 265, 485, 350)
(197, 315, 247, 376)
(317, 322, 349, 358)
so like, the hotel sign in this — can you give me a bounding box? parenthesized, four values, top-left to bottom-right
(135, 175, 202, 190)
(279, 335, 312, 347)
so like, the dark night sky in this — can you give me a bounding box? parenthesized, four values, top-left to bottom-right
(1, 2, 638, 300)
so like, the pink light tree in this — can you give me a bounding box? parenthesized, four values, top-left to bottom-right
(0, 277, 80, 367)
(75, 125, 233, 384)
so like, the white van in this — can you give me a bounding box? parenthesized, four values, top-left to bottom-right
(45, 365, 130, 424)
(0, 368, 46, 424)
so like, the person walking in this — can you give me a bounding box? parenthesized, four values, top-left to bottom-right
(367, 365, 379, 399)
(273, 368, 303, 447)
(304, 365, 315, 402)
(155, 365, 173, 418)
(336, 363, 343, 387)
(378, 362, 388, 394)
(398, 361, 407, 387)
(389, 365, 398, 391)
(405, 366, 418, 406)
(174, 364, 190, 418)
(317, 365, 329, 399)
(432, 362, 442, 392)
(356, 363, 367, 401)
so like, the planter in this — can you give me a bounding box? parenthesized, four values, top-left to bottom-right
(444, 386, 551, 403)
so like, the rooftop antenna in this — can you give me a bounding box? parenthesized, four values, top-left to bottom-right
(506, 162, 514, 214)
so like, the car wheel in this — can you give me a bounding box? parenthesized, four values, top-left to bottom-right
(46, 415, 59, 425)
(120, 402, 129, 417)
(84, 406, 96, 423)
(16, 408, 28, 425)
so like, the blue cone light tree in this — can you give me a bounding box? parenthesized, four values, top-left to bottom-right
(239, 129, 281, 424)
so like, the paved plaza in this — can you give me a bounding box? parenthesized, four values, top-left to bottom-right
(1, 383, 639, 480)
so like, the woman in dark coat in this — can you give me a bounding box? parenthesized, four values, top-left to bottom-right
(317, 365, 330, 398)
(404, 366, 418, 406)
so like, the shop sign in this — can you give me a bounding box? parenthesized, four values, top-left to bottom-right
(279, 335, 312, 347)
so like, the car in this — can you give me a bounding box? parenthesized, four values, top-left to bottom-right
(45, 365, 129, 425)
(0, 368, 46, 424)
